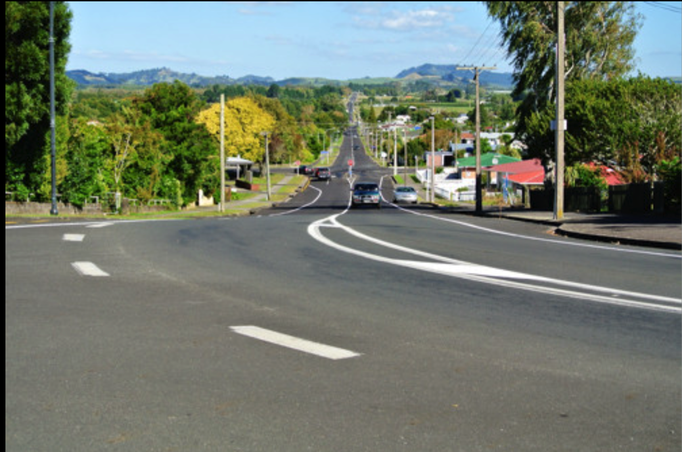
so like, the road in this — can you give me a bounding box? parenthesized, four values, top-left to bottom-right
(6, 128, 681, 452)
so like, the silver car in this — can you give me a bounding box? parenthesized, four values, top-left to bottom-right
(393, 186, 418, 204)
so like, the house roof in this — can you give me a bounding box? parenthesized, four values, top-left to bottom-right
(456, 153, 520, 168)
(226, 156, 254, 165)
(587, 162, 626, 186)
(485, 158, 545, 186)
(485, 158, 543, 174)
(507, 170, 545, 185)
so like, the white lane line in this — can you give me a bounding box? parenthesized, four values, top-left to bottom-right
(307, 215, 682, 314)
(63, 234, 85, 242)
(268, 185, 323, 217)
(390, 202, 680, 259)
(71, 262, 110, 277)
(230, 326, 361, 360)
(86, 222, 114, 229)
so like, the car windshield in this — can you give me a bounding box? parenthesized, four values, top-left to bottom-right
(396, 187, 415, 193)
(355, 184, 379, 192)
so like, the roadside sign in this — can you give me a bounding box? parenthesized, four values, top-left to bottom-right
(348, 159, 354, 166)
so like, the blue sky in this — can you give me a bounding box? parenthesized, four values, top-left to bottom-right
(66, 1, 682, 80)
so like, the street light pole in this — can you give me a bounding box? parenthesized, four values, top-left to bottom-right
(430, 116, 435, 202)
(403, 127, 408, 187)
(49, 2, 58, 216)
(261, 132, 271, 201)
(220, 94, 225, 212)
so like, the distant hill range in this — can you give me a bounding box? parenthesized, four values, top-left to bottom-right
(66, 65, 516, 89)
(395, 64, 514, 87)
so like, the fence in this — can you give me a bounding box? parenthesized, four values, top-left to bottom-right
(530, 183, 670, 214)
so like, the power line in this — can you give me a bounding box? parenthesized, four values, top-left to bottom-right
(643, 2, 682, 13)
(460, 20, 495, 66)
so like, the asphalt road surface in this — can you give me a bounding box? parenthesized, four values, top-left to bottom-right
(6, 128, 681, 452)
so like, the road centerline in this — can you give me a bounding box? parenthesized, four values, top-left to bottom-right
(230, 326, 361, 360)
(71, 261, 110, 277)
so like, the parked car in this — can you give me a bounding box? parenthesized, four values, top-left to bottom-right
(393, 186, 418, 204)
(352, 182, 382, 209)
(298, 165, 314, 176)
(315, 167, 331, 181)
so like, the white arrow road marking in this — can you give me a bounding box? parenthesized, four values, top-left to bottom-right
(230, 326, 361, 360)
(308, 214, 682, 314)
(71, 262, 110, 277)
(62, 234, 85, 242)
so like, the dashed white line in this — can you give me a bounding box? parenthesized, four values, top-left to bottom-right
(71, 262, 110, 277)
(230, 326, 361, 360)
(62, 234, 85, 242)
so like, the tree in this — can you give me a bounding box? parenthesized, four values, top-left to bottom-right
(133, 81, 216, 204)
(196, 97, 276, 163)
(60, 119, 111, 208)
(104, 106, 167, 205)
(522, 76, 681, 179)
(486, 1, 641, 152)
(6, 1, 73, 195)
(249, 94, 304, 163)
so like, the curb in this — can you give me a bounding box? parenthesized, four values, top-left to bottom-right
(554, 227, 682, 251)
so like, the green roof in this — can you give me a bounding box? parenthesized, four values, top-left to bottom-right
(456, 153, 520, 168)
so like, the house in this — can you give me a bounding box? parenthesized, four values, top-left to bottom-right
(455, 153, 522, 184)
(484, 158, 545, 186)
(424, 151, 455, 168)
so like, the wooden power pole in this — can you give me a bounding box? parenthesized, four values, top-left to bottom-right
(554, 1, 566, 221)
(457, 65, 496, 214)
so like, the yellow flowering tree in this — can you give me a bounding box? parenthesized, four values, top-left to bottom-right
(196, 97, 276, 163)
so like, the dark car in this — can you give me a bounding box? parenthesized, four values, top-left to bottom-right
(298, 165, 314, 176)
(315, 167, 331, 181)
(352, 182, 382, 209)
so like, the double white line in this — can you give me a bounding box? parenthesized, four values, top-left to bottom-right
(308, 214, 682, 314)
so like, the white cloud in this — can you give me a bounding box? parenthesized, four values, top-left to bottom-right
(350, 5, 456, 32)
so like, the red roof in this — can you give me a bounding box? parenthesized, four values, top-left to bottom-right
(587, 162, 625, 186)
(507, 170, 545, 185)
(487, 158, 545, 186)
(484, 159, 625, 186)
(485, 158, 544, 174)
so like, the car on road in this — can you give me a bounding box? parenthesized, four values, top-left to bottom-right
(393, 186, 418, 204)
(315, 167, 331, 181)
(352, 182, 382, 209)
(298, 165, 314, 176)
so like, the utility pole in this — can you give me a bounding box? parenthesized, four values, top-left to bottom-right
(49, 2, 58, 216)
(457, 65, 496, 214)
(393, 126, 398, 176)
(220, 94, 225, 213)
(262, 132, 271, 201)
(554, 1, 566, 221)
(430, 116, 435, 202)
(404, 127, 408, 187)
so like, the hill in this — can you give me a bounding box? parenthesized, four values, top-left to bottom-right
(396, 64, 514, 88)
(66, 65, 516, 89)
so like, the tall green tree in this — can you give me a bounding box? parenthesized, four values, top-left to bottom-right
(486, 1, 641, 161)
(133, 81, 216, 204)
(6, 1, 73, 194)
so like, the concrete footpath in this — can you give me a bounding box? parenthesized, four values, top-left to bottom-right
(396, 173, 681, 251)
